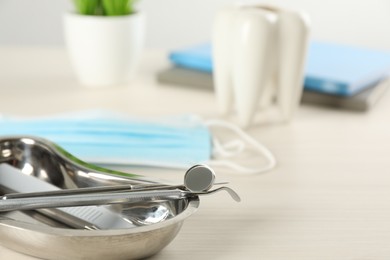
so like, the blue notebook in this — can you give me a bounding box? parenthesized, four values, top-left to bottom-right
(169, 42, 390, 96)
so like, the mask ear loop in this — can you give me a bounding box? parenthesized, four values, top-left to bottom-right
(212, 137, 245, 158)
(204, 120, 277, 174)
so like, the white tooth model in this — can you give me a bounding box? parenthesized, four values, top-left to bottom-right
(212, 5, 310, 128)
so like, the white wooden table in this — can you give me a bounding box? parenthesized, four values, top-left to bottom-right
(1, 47, 390, 259)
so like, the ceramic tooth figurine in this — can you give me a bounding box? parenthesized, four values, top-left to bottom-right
(212, 5, 310, 128)
(212, 7, 239, 115)
(232, 8, 278, 128)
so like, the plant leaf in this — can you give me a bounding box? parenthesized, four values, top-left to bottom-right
(73, 0, 100, 15)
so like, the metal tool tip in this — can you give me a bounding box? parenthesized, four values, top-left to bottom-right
(184, 165, 215, 192)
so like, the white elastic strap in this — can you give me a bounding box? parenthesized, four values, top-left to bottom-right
(212, 138, 246, 158)
(205, 119, 277, 174)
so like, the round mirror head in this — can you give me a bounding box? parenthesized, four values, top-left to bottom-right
(184, 165, 215, 192)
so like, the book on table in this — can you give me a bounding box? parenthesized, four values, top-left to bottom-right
(168, 41, 390, 97)
(161, 41, 390, 111)
(157, 65, 389, 112)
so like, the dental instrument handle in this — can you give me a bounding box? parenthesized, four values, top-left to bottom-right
(0, 189, 189, 212)
(3, 184, 134, 199)
(2, 183, 183, 200)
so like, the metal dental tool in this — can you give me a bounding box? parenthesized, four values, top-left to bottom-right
(0, 165, 240, 212)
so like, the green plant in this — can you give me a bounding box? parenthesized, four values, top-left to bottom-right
(73, 0, 137, 16)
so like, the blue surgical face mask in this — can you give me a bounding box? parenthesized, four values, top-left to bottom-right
(0, 111, 276, 174)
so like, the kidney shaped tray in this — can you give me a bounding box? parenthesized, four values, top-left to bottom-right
(0, 136, 199, 260)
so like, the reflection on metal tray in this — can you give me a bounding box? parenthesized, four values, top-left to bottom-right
(0, 136, 199, 260)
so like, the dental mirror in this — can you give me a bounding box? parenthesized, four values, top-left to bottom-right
(184, 164, 215, 192)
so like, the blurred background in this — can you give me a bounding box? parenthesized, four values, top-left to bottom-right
(0, 0, 389, 50)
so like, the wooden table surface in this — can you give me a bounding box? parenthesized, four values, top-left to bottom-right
(1, 47, 390, 259)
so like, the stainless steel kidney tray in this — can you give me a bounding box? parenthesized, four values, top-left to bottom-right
(0, 136, 199, 260)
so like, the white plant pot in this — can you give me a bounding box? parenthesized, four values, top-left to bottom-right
(64, 12, 144, 88)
